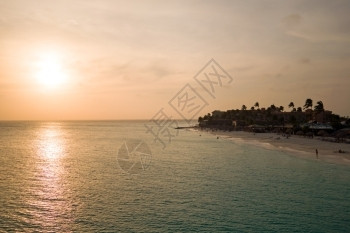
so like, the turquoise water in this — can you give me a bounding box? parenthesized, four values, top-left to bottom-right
(0, 121, 349, 232)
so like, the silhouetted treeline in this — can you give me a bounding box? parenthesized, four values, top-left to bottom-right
(198, 99, 350, 135)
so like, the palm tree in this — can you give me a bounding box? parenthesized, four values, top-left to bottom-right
(314, 101, 324, 112)
(241, 105, 247, 110)
(303, 98, 313, 110)
(254, 102, 259, 110)
(304, 98, 313, 121)
(288, 102, 294, 110)
(198, 116, 203, 123)
(203, 113, 211, 120)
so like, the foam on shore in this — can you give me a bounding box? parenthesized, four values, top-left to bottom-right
(208, 130, 350, 166)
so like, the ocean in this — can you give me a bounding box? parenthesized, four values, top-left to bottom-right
(0, 121, 349, 232)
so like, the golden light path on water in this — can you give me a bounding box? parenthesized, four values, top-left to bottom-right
(28, 123, 73, 230)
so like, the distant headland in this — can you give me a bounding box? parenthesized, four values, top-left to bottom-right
(198, 98, 350, 142)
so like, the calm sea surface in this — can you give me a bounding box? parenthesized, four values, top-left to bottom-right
(0, 121, 349, 232)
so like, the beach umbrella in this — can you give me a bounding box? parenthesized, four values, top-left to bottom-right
(335, 129, 350, 139)
(306, 132, 314, 137)
(296, 131, 304, 136)
(317, 130, 329, 137)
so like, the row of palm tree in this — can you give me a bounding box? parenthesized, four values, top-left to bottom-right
(242, 99, 324, 113)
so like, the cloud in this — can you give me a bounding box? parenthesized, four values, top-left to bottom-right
(281, 2, 350, 43)
(1, 0, 350, 118)
(282, 14, 302, 29)
(299, 58, 311, 64)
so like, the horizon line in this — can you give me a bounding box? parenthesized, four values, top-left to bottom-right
(0, 119, 198, 122)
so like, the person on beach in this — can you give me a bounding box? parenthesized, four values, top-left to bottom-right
(316, 149, 318, 158)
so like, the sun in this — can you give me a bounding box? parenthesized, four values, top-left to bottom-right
(35, 51, 68, 88)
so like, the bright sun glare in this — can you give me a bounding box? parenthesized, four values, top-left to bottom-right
(36, 52, 68, 88)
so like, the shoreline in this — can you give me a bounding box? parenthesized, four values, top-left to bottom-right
(201, 130, 350, 166)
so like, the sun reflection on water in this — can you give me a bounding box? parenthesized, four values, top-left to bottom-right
(37, 125, 65, 160)
(29, 123, 73, 231)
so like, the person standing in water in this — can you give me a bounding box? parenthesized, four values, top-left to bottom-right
(316, 149, 318, 158)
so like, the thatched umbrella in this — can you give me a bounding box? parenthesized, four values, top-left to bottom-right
(306, 132, 314, 137)
(296, 131, 304, 136)
(317, 130, 329, 137)
(335, 128, 350, 139)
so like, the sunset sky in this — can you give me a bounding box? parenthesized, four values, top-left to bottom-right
(1, 0, 349, 120)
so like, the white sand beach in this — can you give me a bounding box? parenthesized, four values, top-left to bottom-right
(206, 130, 350, 165)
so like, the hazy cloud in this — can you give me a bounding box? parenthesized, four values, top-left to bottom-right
(282, 2, 350, 42)
(0, 0, 349, 119)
